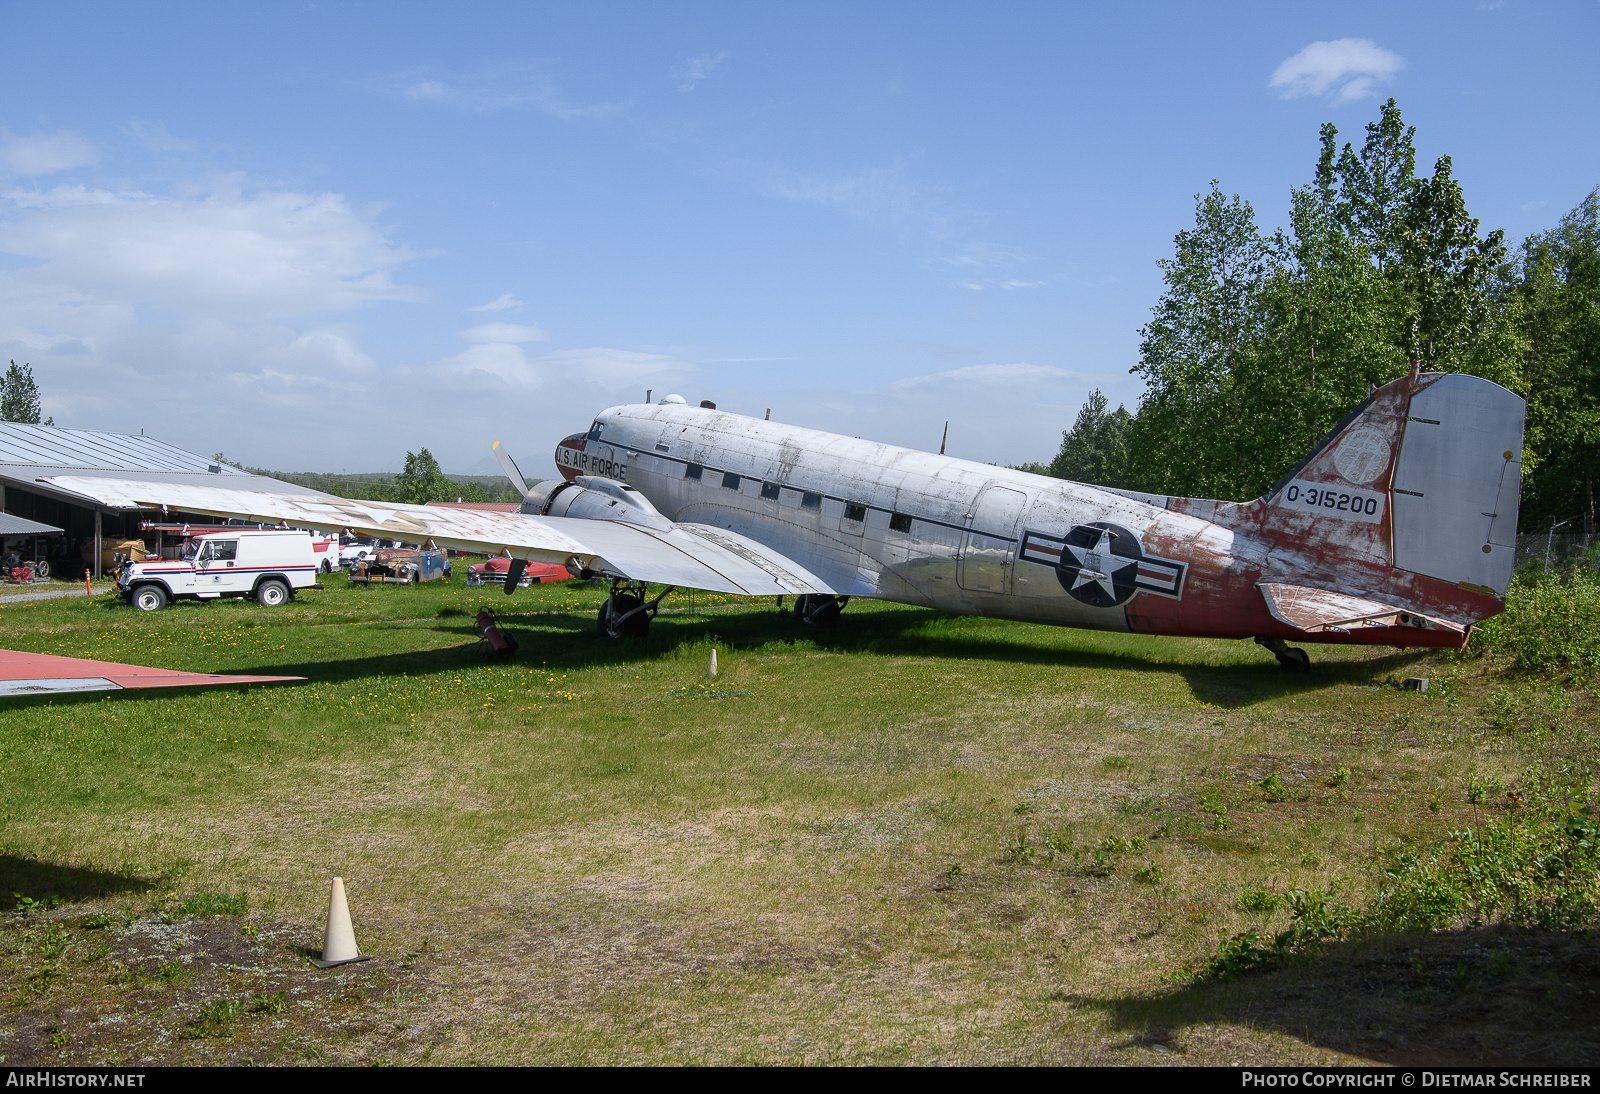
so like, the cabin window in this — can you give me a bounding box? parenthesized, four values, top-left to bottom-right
(721, 472, 740, 490)
(801, 491, 822, 510)
(760, 482, 780, 501)
(844, 503, 867, 523)
(890, 512, 913, 533)
(684, 463, 703, 480)
(654, 443, 669, 453)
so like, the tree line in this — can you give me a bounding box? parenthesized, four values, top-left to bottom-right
(1022, 100, 1597, 535)
(219, 449, 528, 505)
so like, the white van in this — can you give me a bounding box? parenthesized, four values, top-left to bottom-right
(117, 530, 324, 611)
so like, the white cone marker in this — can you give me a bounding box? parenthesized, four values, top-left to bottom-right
(312, 876, 371, 968)
(707, 649, 719, 678)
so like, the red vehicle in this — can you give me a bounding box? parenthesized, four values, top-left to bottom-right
(466, 555, 567, 587)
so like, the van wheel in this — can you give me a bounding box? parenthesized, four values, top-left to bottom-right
(320, 559, 331, 574)
(132, 585, 168, 612)
(257, 579, 289, 607)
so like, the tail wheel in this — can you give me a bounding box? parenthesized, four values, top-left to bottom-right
(133, 585, 168, 612)
(257, 579, 290, 607)
(1254, 635, 1311, 672)
(598, 593, 649, 639)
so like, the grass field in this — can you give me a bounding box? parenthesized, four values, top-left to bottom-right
(0, 573, 1595, 1065)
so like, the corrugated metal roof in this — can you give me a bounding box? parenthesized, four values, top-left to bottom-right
(4, 467, 328, 507)
(0, 513, 64, 536)
(0, 422, 250, 474)
(0, 424, 329, 508)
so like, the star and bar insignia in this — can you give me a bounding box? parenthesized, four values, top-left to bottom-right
(1019, 522, 1187, 608)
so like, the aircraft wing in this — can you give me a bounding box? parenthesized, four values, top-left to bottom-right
(43, 476, 838, 598)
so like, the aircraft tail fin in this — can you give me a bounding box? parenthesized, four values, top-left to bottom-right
(1154, 369, 1525, 626)
(1238, 369, 1525, 625)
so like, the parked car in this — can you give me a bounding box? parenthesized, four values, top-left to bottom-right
(117, 530, 324, 611)
(338, 536, 377, 568)
(310, 533, 339, 573)
(466, 556, 569, 586)
(348, 547, 451, 585)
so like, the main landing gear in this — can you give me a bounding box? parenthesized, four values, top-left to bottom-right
(598, 580, 672, 639)
(1254, 635, 1311, 672)
(793, 593, 849, 627)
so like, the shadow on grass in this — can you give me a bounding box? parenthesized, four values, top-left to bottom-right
(491, 602, 1440, 710)
(4, 599, 1441, 711)
(0, 854, 152, 910)
(1069, 926, 1600, 1065)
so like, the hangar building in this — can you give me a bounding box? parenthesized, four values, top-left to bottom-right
(0, 423, 324, 577)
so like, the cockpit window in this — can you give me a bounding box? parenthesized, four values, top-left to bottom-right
(586, 420, 604, 441)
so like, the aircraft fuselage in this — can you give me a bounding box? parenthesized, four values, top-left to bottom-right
(552, 402, 1437, 646)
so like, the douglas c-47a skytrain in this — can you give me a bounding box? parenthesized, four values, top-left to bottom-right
(50, 366, 1524, 670)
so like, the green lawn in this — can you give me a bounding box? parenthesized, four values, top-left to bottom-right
(0, 574, 1593, 1065)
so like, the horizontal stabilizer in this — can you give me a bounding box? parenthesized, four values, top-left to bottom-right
(1258, 582, 1466, 648)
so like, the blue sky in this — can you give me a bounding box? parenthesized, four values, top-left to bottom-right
(2, 1, 1596, 475)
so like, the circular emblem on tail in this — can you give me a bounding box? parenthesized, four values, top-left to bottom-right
(1056, 522, 1142, 607)
(1333, 428, 1392, 485)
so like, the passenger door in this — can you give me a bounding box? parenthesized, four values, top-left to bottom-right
(956, 487, 1025, 594)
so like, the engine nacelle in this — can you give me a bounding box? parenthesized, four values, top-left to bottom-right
(520, 476, 673, 532)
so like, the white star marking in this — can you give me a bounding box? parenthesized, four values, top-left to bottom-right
(1065, 529, 1137, 600)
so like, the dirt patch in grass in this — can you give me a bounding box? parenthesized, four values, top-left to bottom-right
(0, 906, 426, 1065)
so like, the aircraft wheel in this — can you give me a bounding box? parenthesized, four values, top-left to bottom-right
(598, 593, 649, 639)
(257, 579, 290, 607)
(1253, 635, 1310, 672)
(34, 560, 49, 580)
(132, 585, 168, 612)
(794, 594, 843, 627)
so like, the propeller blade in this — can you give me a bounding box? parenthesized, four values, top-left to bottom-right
(502, 558, 528, 594)
(492, 440, 530, 496)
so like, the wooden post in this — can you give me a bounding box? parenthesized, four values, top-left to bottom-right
(93, 508, 102, 578)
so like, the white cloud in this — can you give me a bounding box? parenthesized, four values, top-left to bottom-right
(468, 292, 523, 312)
(705, 361, 1128, 468)
(890, 362, 1088, 392)
(375, 66, 625, 119)
(440, 344, 694, 394)
(0, 183, 422, 319)
(123, 120, 194, 152)
(763, 160, 964, 240)
(1269, 39, 1405, 104)
(460, 322, 547, 344)
(1, 130, 98, 175)
(671, 52, 729, 91)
